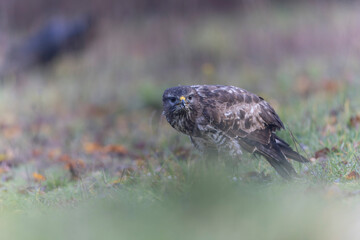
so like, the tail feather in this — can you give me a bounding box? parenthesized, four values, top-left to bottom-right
(255, 141, 298, 180)
(274, 135, 309, 163)
(238, 134, 308, 180)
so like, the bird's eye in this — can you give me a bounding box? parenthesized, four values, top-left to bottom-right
(169, 97, 176, 103)
(188, 96, 193, 101)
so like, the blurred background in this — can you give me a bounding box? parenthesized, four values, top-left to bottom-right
(0, 1, 360, 239)
(1, 0, 359, 95)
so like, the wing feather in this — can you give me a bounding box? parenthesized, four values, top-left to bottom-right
(188, 85, 307, 179)
(196, 85, 282, 137)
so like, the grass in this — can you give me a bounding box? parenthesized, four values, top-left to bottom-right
(0, 2, 360, 239)
(0, 166, 355, 240)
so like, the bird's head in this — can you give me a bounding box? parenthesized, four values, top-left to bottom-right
(162, 86, 199, 119)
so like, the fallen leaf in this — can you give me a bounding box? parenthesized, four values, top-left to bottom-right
(83, 142, 128, 155)
(83, 142, 103, 154)
(349, 114, 360, 128)
(103, 145, 128, 155)
(75, 159, 86, 168)
(48, 148, 62, 159)
(111, 178, 124, 185)
(58, 154, 85, 179)
(2, 125, 21, 139)
(314, 148, 330, 159)
(84, 105, 112, 117)
(0, 167, 8, 175)
(33, 172, 46, 182)
(173, 147, 191, 159)
(32, 149, 43, 157)
(346, 171, 360, 180)
(322, 79, 341, 94)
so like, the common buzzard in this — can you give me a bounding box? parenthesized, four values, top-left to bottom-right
(162, 85, 308, 179)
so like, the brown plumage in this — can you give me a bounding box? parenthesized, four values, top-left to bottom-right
(162, 85, 308, 179)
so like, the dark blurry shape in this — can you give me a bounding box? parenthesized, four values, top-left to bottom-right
(7, 0, 242, 29)
(2, 14, 95, 75)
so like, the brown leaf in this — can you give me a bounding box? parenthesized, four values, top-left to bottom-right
(84, 105, 112, 117)
(59, 154, 71, 163)
(57, 154, 86, 180)
(346, 171, 360, 180)
(322, 79, 341, 94)
(349, 115, 360, 128)
(2, 125, 21, 139)
(83, 142, 128, 155)
(59, 155, 86, 169)
(173, 147, 191, 160)
(0, 167, 8, 175)
(103, 145, 128, 155)
(314, 148, 330, 159)
(48, 148, 62, 160)
(33, 172, 46, 182)
(83, 142, 103, 154)
(32, 149, 43, 157)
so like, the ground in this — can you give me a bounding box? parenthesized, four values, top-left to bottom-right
(0, 2, 360, 239)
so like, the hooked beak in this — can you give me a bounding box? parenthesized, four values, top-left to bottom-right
(179, 96, 186, 107)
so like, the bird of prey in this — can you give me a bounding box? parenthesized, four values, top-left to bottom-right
(162, 85, 308, 179)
